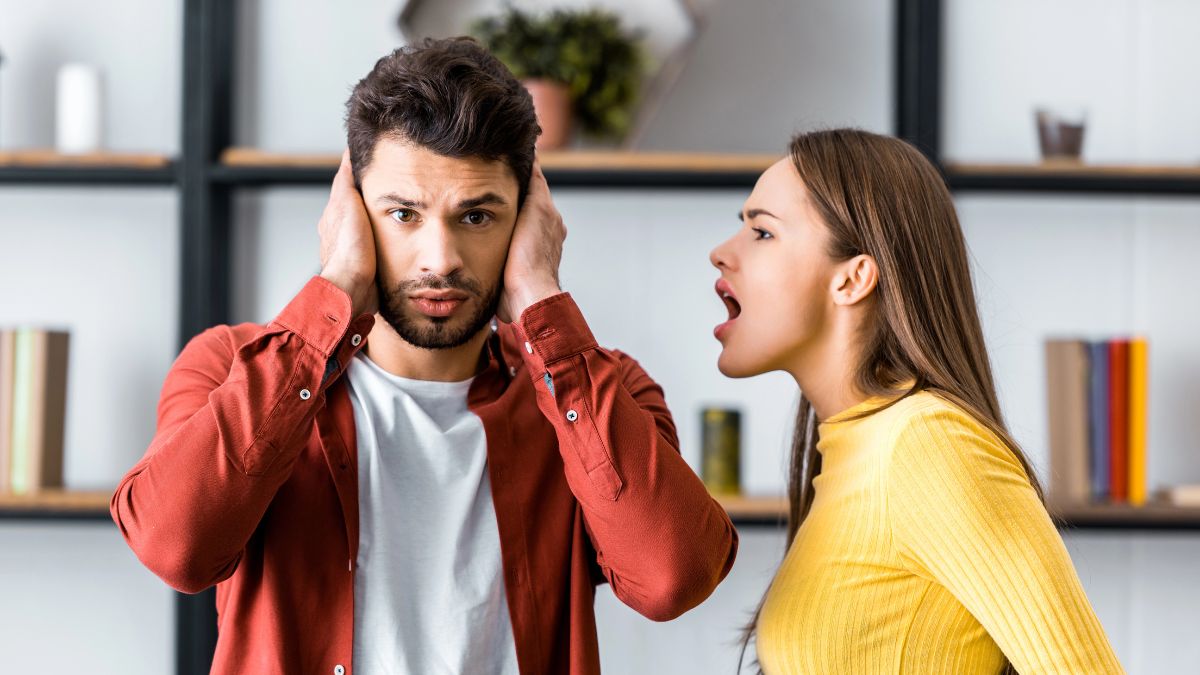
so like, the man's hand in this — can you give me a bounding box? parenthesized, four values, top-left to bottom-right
(498, 161, 566, 323)
(319, 150, 378, 316)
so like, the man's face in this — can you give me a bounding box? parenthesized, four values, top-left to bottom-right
(360, 137, 520, 349)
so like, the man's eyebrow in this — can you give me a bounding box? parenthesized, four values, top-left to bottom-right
(457, 193, 509, 209)
(376, 193, 425, 208)
(739, 208, 779, 221)
(373, 193, 509, 209)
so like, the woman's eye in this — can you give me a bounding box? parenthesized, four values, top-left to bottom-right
(462, 211, 491, 226)
(390, 209, 416, 223)
(752, 227, 774, 241)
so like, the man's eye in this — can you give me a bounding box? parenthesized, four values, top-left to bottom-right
(390, 209, 416, 223)
(462, 211, 491, 226)
(752, 227, 774, 240)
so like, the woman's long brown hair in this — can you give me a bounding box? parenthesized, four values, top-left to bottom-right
(737, 129, 1043, 673)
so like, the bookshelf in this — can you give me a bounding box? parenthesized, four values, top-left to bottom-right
(5, 0, 1200, 672)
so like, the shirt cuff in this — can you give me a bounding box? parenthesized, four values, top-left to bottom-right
(516, 292, 598, 368)
(271, 276, 375, 357)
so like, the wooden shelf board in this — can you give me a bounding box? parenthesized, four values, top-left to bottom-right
(714, 494, 1200, 530)
(943, 161, 1200, 195)
(0, 489, 112, 520)
(948, 162, 1200, 177)
(0, 150, 172, 169)
(1049, 501, 1200, 529)
(2, 489, 1197, 530)
(714, 494, 789, 523)
(219, 147, 779, 173)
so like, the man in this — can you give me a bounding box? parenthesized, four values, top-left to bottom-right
(112, 37, 737, 674)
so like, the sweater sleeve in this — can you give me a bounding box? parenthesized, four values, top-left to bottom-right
(885, 401, 1124, 675)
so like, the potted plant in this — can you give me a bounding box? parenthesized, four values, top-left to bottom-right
(472, 6, 645, 150)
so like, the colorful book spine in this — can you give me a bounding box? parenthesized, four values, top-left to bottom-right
(32, 330, 68, 490)
(9, 329, 35, 494)
(1108, 340, 1129, 503)
(1045, 339, 1091, 504)
(0, 329, 14, 491)
(1128, 337, 1149, 506)
(1087, 341, 1110, 502)
(6, 328, 70, 494)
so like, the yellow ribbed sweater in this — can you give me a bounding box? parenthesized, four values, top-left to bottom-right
(757, 391, 1124, 674)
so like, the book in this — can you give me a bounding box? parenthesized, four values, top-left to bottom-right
(0, 330, 14, 491)
(7, 329, 69, 494)
(1045, 339, 1091, 503)
(1108, 340, 1130, 503)
(1128, 337, 1149, 506)
(9, 329, 35, 494)
(26, 330, 69, 491)
(1087, 341, 1110, 502)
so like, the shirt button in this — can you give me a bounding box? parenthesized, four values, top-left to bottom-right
(524, 341, 533, 354)
(566, 409, 579, 422)
(334, 666, 345, 675)
(350, 334, 362, 347)
(299, 388, 312, 400)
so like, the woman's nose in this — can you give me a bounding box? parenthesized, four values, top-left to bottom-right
(710, 237, 734, 270)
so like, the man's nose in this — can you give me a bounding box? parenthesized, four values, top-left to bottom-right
(417, 223, 465, 278)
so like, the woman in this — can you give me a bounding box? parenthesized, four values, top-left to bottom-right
(710, 129, 1123, 674)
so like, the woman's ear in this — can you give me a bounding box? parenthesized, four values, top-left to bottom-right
(830, 254, 879, 306)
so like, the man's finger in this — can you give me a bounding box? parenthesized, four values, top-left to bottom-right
(332, 149, 356, 196)
(526, 160, 551, 204)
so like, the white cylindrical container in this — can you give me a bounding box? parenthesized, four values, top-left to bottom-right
(56, 63, 104, 154)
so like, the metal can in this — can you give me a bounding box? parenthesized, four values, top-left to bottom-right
(701, 408, 741, 496)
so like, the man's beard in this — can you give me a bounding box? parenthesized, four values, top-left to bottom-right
(377, 272, 500, 350)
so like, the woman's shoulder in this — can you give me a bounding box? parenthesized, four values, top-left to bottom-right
(880, 390, 1026, 479)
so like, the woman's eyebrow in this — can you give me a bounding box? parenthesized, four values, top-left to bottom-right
(739, 208, 779, 221)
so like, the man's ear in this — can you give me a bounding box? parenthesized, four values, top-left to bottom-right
(830, 254, 879, 306)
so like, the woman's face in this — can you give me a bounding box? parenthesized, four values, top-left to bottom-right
(709, 158, 840, 378)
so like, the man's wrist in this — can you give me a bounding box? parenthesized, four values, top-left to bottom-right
(320, 269, 372, 316)
(508, 278, 562, 320)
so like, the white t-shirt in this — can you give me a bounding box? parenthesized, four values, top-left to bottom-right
(346, 352, 519, 675)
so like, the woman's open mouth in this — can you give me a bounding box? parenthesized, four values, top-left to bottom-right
(714, 278, 741, 339)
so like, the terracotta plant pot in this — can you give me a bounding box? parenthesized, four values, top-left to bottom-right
(523, 79, 573, 150)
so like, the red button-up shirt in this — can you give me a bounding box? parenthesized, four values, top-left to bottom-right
(111, 276, 738, 674)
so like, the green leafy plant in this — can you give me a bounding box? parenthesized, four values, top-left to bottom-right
(472, 6, 645, 140)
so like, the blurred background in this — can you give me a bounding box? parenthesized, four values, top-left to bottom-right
(2, 0, 1200, 673)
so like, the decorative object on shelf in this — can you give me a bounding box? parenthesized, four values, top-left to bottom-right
(1159, 485, 1200, 507)
(700, 407, 741, 496)
(56, 63, 104, 155)
(0, 328, 70, 495)
(521, 78, 572, 149)
(398, 0, 702, 151)
(471, 6, 646, 149)
(1045, 336, 1148, 507)
(1035, 107, 1086, 162)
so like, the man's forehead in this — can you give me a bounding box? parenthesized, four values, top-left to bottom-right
(362, 137, 518, 197)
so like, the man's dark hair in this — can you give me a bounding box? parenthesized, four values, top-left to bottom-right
(346, 37, 540, 203)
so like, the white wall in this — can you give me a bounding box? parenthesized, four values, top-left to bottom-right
(3, 0, 1200, 673)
